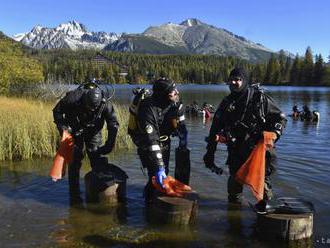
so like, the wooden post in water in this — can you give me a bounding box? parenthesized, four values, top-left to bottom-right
(151, 192, 198, 225)
(256, 213, 313, 240)
(84, 169, 127, 205)
(98, 180, 126, 205)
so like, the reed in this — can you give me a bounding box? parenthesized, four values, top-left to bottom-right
(111, 103, 135, 151)
(0, 96, 133, 161)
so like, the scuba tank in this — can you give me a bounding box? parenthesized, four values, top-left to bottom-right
(127, 88, 151, 138)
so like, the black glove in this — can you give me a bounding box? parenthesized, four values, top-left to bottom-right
(97, 143, 114, 155)
(203, 151, 223, 175)
(178, 123, 188, 149)
(203, 150, 214, 168)
(179, 138, 187, 149)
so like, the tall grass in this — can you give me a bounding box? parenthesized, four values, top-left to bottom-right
(0, 96, 133, 161)
(0, 96, 58, 160)
(112, 103, 135, 152)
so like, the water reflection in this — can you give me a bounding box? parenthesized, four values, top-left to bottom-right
(54, 203, 128, 246)
(1, 85, 330, 247)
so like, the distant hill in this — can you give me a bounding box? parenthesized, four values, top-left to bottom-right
(0, 32, 44, 93)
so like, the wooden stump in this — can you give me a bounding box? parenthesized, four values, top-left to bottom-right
(85, 171, 126, 205)
(98, 181, 126, 205)
(152, 192, 198, 225)
(256, 212, 313, 240)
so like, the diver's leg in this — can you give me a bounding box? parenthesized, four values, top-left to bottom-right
(137, 148, 156, 204)
(68, 136, 84, 197)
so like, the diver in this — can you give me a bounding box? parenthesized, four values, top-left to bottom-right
(291, 105, 300, 119)
(300, 105, 320, 122)
(128, 78, 188, 203)
(53, 80, 119, 200)
(203, 68, 287, 212)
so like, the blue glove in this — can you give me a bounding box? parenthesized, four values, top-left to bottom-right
(156, 167, 167, 188)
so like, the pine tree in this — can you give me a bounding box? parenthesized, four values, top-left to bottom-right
(283, 57, 292, 84)
(278, 50, 287, 83)
(290, 54, 303, 84)
(302, 47, 314, 84)
(321, 66, 330, 86)
(313, 54, 325, 84)
(264, 54, 280, 84)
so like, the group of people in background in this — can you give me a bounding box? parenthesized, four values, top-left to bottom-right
(185, 101, 215, 119)
(53, 67, 287, 213)
(291, 105, 320, 122)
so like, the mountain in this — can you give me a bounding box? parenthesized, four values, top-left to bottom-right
(13, 19, 275, 62)
(141, 18, 273, 62)
(13, 21, 119, 50)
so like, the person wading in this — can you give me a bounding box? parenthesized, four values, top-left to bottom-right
(53, 81, 119, 202)
(203, 68, 287, 211)
(128, 78, 187, 203)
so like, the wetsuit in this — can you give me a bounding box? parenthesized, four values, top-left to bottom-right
(53, 87, 119, 195)
(133, 96, 187, 199)
(206, 85, 286, 202)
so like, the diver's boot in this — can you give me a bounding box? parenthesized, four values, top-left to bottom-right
(69, 187, 83, 207)
(254, 200, 267, 214)
(254, 199, 278, 215)
(143, 182, 155, 205)
(228, 194, 243, 205)
(68, 176, 82, 206)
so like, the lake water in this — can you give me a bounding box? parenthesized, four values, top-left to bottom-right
(1, 85, 330, 247)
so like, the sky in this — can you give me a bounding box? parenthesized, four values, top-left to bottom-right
(1, 0, 329, 59)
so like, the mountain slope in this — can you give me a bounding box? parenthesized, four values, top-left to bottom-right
(0, 32, 43, 93)
(104, 35, 188, 54)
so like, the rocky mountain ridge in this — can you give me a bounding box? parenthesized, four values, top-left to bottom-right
(12, 18, 274, 62)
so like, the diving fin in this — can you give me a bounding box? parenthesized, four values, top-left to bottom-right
(250, 197, 314, 215)
(276, 197, 314, 214)
(175, 147, 191, 185)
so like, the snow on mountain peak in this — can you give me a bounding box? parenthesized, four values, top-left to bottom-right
(55, 20, 87, 37)
(13, 32, 27, 41)
(13, 21, 119, 50)
(143, 21, 187, 47)
(180, 18, 203, 27)
(31, 25, 43, 33)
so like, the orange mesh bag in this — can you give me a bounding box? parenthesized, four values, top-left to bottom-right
(235, 131, 276, 201)
(50, 131, 74, 182)
(152, 175, 192, 197)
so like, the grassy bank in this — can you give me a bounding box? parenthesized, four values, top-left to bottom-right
(0, 96, 133, 161)
(112, 103, 134, 152)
